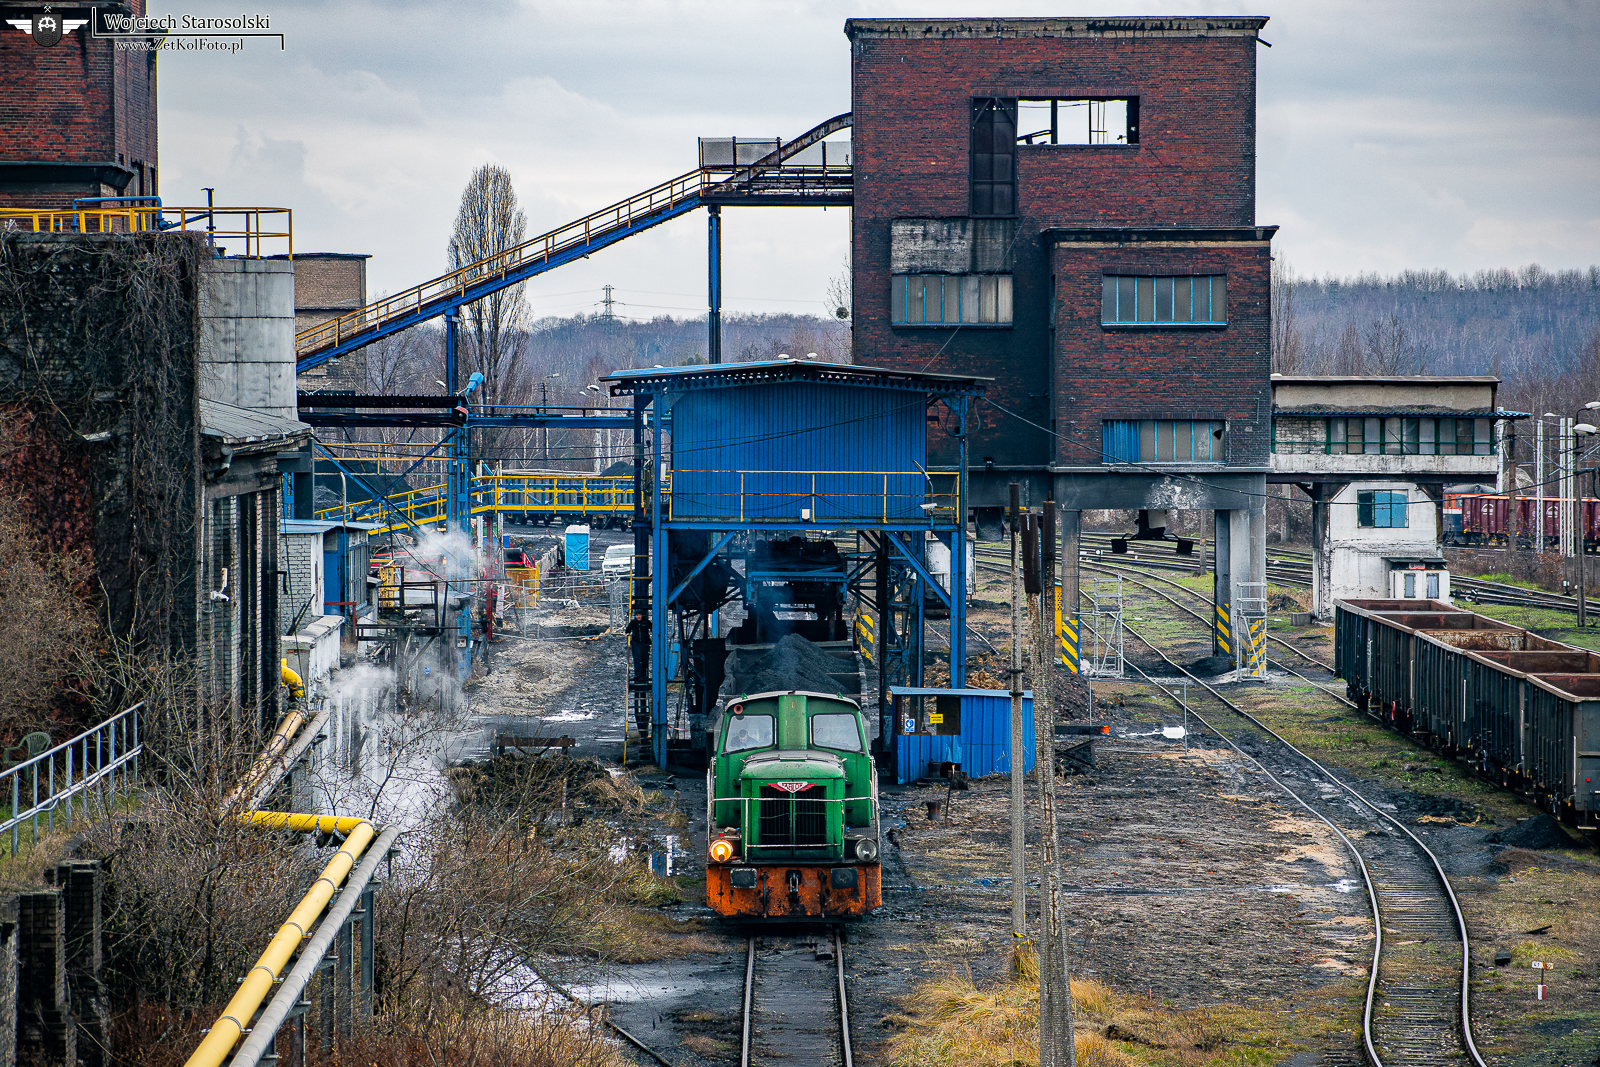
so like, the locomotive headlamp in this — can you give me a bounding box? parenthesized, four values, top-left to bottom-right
(852, 837, 880, 862)
(709, 838, 736, 863)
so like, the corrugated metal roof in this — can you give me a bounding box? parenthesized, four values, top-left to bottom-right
(201, 399, 312, 446)
(602, 357, 988, 397)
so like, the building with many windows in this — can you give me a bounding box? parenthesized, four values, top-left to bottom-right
(845, 15, 1276, 650)
(1269, 375, 1520, 618)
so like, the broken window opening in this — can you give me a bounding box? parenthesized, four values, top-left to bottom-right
(971, 99, 1017, 217)
(1017, 98, 1138, 146)
(891, 274, 1013, 326)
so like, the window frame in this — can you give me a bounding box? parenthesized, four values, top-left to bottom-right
(971, 98, 1017, 218)
(1101, 274, 1228, 328)
(1356, 490, 1409, 528)
(1015, 96, 1140, 146)
(810, 712, 864, 753)
(890, 273, 1013, 327)
(1102, 419, 1225, 464)
(722, 713, 776, 753)
(1325, 417, 1494, 456)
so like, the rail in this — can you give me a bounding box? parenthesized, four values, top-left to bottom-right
(314, 473, 635, 533)
(0, 206, 292, 258)
(740, 930, 852, 1067)
(1107, 599, 1485, 1066)
(3, 704, 142, 856)
(667, 469, 958, 524)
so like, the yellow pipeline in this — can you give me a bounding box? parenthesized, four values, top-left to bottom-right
(222, 706, 307, 811)
(280, 658, 305, 701)
(184, 815, 377, 1067)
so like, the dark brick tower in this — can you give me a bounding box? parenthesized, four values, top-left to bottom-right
(0, 2, 159, 207)
(846, 16, 1275, 656)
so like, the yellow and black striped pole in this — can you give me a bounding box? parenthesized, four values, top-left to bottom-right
(1055, 585, 1080, 673)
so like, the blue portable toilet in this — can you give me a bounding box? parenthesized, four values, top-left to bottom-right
(887, 687, 1034, 785)
(564, 524, 590, 570)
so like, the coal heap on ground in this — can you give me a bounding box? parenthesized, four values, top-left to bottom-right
(1187, 654, 1235, 676)
(1488, 813, 1576, 851)
(724, 633, 859, 697)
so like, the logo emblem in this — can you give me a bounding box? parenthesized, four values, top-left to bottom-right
(770, 782, 814, 794)
(6, 11, 88, 47)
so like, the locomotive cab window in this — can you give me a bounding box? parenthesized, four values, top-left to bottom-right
(811, 713, 863, 752)
(723, 714, 774, 752)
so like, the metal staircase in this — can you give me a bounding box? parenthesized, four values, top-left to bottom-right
(295, 113, 852, 373)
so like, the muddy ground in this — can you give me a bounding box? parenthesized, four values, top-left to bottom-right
(447, 538, 1599, 1067)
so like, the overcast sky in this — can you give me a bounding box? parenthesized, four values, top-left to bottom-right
(157, 1, 1599, 323)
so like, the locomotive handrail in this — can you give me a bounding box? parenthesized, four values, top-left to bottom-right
(712, 793, 878, 857)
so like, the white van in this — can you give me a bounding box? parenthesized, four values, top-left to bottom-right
(601, 543, 632, 579)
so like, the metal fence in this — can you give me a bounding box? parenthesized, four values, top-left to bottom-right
(3, 704, 143, 856)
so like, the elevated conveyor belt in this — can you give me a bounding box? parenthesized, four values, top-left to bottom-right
(295, 113, 852, 373)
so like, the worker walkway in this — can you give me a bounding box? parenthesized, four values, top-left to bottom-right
(315, 472, 633, 535)
(295, 113, 852, 372)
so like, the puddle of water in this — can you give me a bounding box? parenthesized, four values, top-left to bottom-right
(542, 709, 596, 723)
(1162, 726, 1188, 740)
(1327, 878, 1362, 894)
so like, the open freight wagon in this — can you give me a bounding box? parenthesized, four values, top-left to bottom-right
(1335, 598, 1600, 828)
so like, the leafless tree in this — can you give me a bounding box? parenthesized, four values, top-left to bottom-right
(1270, 256, 1306, 373)
(449, 165, 532, 412)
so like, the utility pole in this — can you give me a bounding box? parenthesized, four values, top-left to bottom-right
(1032, 501, 1076, 1067)
(1008, 484, 1027, 944)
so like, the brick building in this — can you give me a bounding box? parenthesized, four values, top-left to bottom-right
(845, 16, 1275, 652)
(0, 3, 159, 208)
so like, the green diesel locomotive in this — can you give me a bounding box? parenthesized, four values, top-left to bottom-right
(704, 686, 881, 920)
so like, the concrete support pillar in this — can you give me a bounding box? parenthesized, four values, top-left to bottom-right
(1311, 490, 1330, 621)
(0, 895, 18, 1067)
(1213, 511, 1233, 658)
(17, 891, 72, 1066)
(1249, 499, 1268, 591)
(1059, 509, 1081, 674)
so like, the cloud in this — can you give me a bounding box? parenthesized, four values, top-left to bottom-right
(156, 0, 1600, 304)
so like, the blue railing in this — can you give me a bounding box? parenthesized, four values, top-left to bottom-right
(2, 703, 143, 855)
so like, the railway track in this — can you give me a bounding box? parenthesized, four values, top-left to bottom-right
(974, 539, 1485, 1064)
(741, 929, 853, 1067)
(1108, 618, 1487, 1067)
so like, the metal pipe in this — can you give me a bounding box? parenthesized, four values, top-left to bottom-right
(230, 826, 401, 1067)
(183, 817, 380, 1067)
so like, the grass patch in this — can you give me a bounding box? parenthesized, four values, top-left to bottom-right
(1468, 573, 1542, 590)
(888, 962, 1337, 1067)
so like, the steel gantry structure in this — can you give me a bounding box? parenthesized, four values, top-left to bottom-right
(601, 359, 988, 768)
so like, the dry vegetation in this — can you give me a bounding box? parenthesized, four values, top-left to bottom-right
(887, 955, 1331, 1067)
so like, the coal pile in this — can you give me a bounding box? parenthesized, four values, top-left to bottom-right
(1488, 813, 1576, 851)
(724, 633, 859, 697)
(447, 753, 638, 813)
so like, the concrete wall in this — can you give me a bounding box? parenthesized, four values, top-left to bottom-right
(283, 614, 343, 686)
(280, 529, 325, 631)
(200, 257, 297, 421)
(1316, 480, 1444, 617)
(1273, 377, 1497, 412)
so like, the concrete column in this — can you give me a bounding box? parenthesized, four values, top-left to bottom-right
(1249, 499, 1268, 592)
(1311, 490, 1330, 621)
(1059, 509, 1081, 674)
(17, 891, 73, 1066)
(1213, 511, 1233, 658)
(0, 895, 18, 1067)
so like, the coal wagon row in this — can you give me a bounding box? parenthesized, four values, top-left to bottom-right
(1335, 598, 1600, 830)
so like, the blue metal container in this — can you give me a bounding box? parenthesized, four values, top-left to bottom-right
(670, 380, 926, 522)
(887, 687, 1034, 784)
(565, 524, 590, 570)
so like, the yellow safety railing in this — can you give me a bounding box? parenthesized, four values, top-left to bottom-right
(315, 475, 634, 536)
(665, 470, 958, 523)
(296, 168, 709, 358)
(0, 205, 292, 258)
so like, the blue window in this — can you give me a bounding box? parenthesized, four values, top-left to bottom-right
(1102, 274, 1226, 325)
(1102, 420, 1224, 464)
(891, 274, 1012, 325)
(1358, 491, 1408, 528)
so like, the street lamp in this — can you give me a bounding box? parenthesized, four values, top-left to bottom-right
(1572, 406, 1600, 626)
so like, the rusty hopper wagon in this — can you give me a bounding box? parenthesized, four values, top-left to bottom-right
(1336, 599, 1600, 829)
